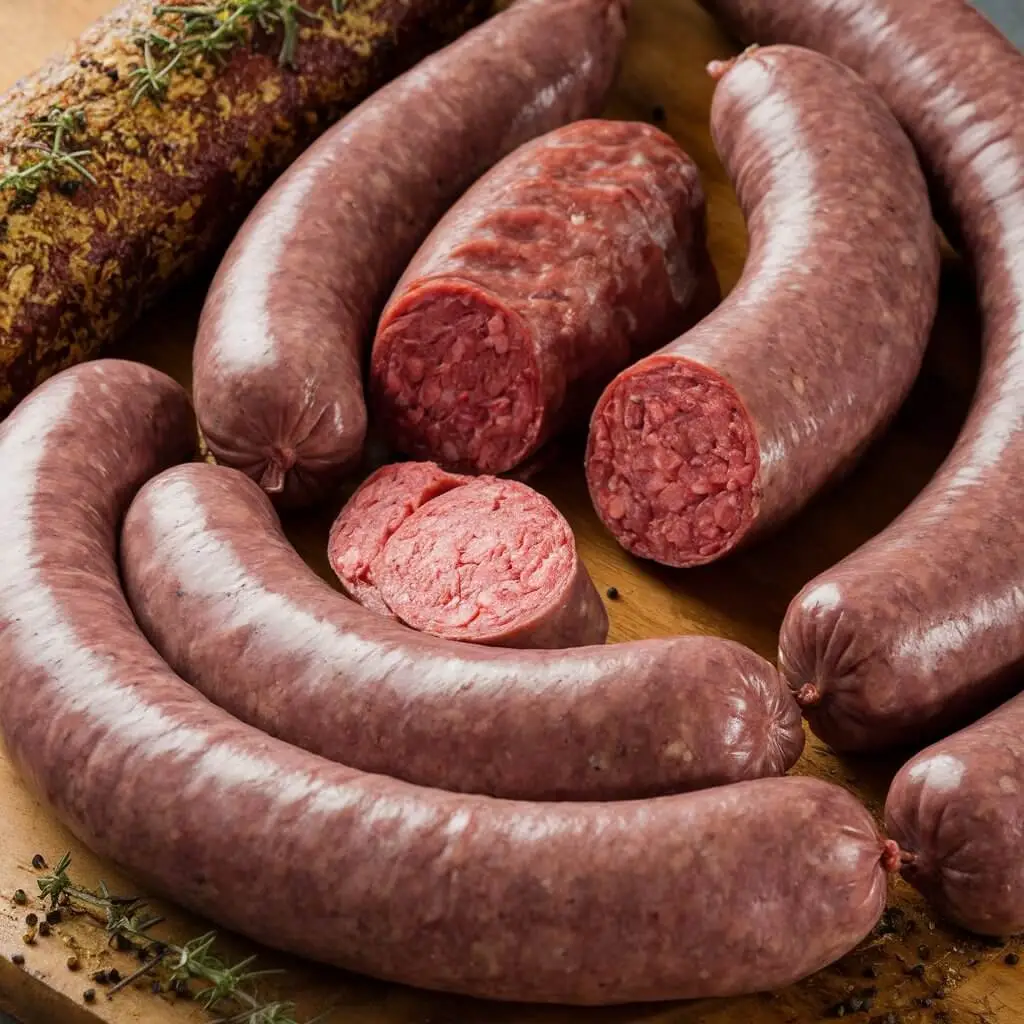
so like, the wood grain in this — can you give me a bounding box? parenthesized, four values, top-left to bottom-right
(1, 1, 1021, 1022)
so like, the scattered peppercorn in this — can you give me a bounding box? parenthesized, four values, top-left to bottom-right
(45, 909, 62, 925)
(1005, 952, 1020, 966)
(37, 922, 50, 938)
(66, 954, 80, 971)
(56, 179, 83, 198)
(606, 586, 619, 600)
(905, 918, 919, 933)
(968, 958, 981, 967)
(136, 945, 149, 961)
(106, 67, 119, 82)
(13, 889, 27, 905)
(79, 58, 89, 68)
(916, 997, 933, 1008)
(24, 913, 37, 927)
(92, 970, 109, 985)
(862, 964, 880, 979)
(909, 963, 926, 978)
(918, 943, 931, 961)
(651, 105, 666, 123)
(11, 953, 25, 967)
(31, 854, 46, 870)
(171, 978, 191, 997)
(83, 988, 96, 1003)
(151, 980, 162, 994)
(108, 967, 121, 984)
(934, 988, 946, 999)
(113, 933, 132, 952)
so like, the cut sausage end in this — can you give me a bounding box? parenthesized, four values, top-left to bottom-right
(372, 281, 542, 474)
(376, 477, 608, 647)
(327, 461, 467, 609)
(586, 357, 760, 568)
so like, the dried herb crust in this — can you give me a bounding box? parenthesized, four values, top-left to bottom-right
(0, 0, 488, 414)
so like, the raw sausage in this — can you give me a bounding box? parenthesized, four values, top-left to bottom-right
(701, 2, 1024, 749)
(0, 0, 487, 417)
(885, 694, 1024, 936)
(329, 460, 467, 614)
(121, 460, 802, 800)
(370, 119, 718, 474)
(0, 360, 899, 1004)
(375, 476, 609, 648)
(193, 0, 630, 507)
(585, 45, 938, 568)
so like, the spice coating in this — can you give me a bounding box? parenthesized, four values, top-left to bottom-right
(0, 0, 488, 415)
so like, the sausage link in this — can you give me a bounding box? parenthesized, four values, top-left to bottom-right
(370, 119, 718, 475)
(121, 460, 802, 800)
(585, 45, 938, 568)
(0, 360, 899, 1004)
(0, 0, 487, 417)
(886, 694, 1024, 936)
(701, 2, 1024, 749)
(193, 0, 630, 508)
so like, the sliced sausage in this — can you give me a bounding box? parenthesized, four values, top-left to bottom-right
(121, 460, 803, 800)
(885, 694, 1024, 936)
(370, 119, 719, 474)
(585, 45, 939, 568)
(328, 460, 468, 614)
(193, 0, 630, 508)
(701, 1, 1024, 749)
(0, 0, 488, 417)
(376, 476, 609, 648)
(0, 359, 899, 1004)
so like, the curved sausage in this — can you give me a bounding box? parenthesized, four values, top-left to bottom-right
(885, 694, 1024, 936)
(700, 3, 1024, 749)
(369, 119, 719, 475)
(329, 460, 468, 614)
(193, 0, 630, 508)
(121, 460, 802, 800)
(0, 360, 899, 1004)
(0, 0, 487, 417)
(374, 476, 610, 648)
(585, 45, 939, 569)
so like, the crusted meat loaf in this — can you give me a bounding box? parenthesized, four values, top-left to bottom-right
(0, 0, 487, 415)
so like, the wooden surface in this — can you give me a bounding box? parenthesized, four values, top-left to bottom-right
(1, 1, 1023, 1022)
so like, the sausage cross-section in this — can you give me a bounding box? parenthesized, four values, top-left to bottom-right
(122, 459, 802, 800)
(702, 0, 1024, 751)
(370, 118, 719, 475)
(0, 0, 488, 417)
(0, 359, 899, 1004)
(193, 0, 631, 507)
(374, 476, 610, 648)
(585, 45, 939, 568)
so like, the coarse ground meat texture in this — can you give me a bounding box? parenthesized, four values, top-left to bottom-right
(585, 47, 938, 568)
(328, 461, 467, 613)
(370, 119, 719, 474)
(376, 477, 609, 648)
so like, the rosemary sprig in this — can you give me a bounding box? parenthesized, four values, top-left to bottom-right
(131, 0, 348, 106)
(0, 106, 95, 201)
(32, 853, 317, 1024)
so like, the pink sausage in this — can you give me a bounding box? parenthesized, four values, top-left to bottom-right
(370, 119, 719, 475)
(193, 0, 630, 508)
(376, 476, 609, 648)
(585, 45, 938, 568)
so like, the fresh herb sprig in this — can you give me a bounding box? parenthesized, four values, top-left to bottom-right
(33, 853, 321, 1024)
(131, 0, 349, 106)
(0, 106, 95, 201)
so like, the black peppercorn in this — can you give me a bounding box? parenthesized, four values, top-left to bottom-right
(606, 586, 619, 600)
(83, 989, 96, 1003)
(31, 854, 46, 870)
(11, 953, 25, 966)
(1005, 952, 1020, 966)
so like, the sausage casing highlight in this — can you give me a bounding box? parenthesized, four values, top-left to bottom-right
(193, 0, 630, 507)
(586, 45, 938, 568)
(704, 0, 1024, 751)
(121, 459, 802, 800)
(0, 360, 897, 1004)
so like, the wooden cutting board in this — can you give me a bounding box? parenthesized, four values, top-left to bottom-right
(2, 1, 1023, 1022)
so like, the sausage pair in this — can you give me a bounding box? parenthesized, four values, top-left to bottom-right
(0, 360, 898, 1004)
